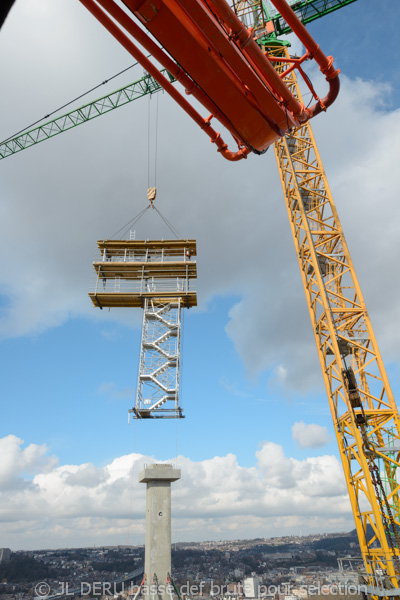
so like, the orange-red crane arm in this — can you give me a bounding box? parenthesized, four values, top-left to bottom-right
(78, 0, 339, 159)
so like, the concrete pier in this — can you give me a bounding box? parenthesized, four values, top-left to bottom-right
(139, 463, 181, 600)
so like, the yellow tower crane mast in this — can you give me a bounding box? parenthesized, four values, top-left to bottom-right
(269, 45, 400, 595)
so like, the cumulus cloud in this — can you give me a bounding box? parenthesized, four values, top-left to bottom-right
(291, 422, 332, 449)
(0, 435, 57, 491)
(0, 435, 351, 549)
(224, 74, 400, 388)
(97, 381, 134, 400)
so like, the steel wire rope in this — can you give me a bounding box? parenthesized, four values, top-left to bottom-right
(147, 87, 160, 191)
(110, 205, 151, 239)
(147, 93, 152, 191)
(108, 196, 182, 240)
(0, 59, 151, 145)
(152, 205, 182, 239)
(145, 89, 183, 240)
(155, 93, 159, 189)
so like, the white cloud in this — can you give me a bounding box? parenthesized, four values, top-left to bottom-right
(292, 421, 332, 448)
(0, 435, 351, 549)
(0, 435, 58, 491)
(97, 381, 134, 400)
(225, 74, 400, 389)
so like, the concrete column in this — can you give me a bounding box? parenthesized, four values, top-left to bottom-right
(139, 463, 181, 600)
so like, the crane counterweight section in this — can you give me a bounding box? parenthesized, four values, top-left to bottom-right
(78, 0, 339, 158)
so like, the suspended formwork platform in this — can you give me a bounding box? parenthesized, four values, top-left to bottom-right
(89, 238, 197, 419)
(89, 239, 197, 309)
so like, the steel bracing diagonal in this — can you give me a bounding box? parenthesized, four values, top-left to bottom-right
(135, 298, 183, 419)
(0, 71, 172, 160)
(231, 0, 358, 37)
(272, 46, 400, 591)
(90, 239, 196, 420)
(270, 0, 359, 35)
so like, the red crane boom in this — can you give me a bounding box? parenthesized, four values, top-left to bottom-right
(78, 0, 339, 160)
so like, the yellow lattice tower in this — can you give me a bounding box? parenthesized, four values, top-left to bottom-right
(269, 45, 400, 592)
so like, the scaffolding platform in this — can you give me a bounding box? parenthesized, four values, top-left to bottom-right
(89, 239, 197, 309)
(89, 291, 197, 309)
(89, 238, 197, 419)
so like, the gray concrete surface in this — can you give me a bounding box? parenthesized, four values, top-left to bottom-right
(139, 464, 181, 600)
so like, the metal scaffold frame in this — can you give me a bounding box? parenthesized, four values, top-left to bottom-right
(133, 297, 183, 419)
(89, 238, 197, 420)
(271, 46, 400, 594)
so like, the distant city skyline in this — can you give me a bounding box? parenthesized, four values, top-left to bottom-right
(1, 0, 400, 550)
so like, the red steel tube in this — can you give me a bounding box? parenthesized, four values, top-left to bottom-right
(270, 0, 339, 80)
(202, 0, 308, 121)
(97, 0, 232, 129)
(269, 0, 340, 112)
(98, 0, 281, 142)
(78, 0, 250, 160)
(203, 0, 339, 119)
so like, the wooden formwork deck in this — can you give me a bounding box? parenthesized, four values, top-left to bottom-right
(97, 239, 197, 256)
(89, 291, 197, 309)
(93, 260, 197, 279)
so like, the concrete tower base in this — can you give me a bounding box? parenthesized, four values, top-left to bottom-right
(139, 463, 181, 600)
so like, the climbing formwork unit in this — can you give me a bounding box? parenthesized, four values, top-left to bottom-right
(89, 239, 197, 419)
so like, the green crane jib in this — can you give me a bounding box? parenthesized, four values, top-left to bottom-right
(0, 0, 359, 161)
(0, 70, 173, 161)
(269, 0, 359, 35)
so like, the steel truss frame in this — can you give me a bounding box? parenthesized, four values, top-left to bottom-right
(90, 239, 196, 419)
(231, 0, 358, 37)
(0, 71, 171, 161)
(131, 298, 183, 419)
(271, 46, 400, 592)
(269, 0, 359, 35)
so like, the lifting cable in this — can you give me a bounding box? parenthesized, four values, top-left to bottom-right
(152, 205, 181, 238)
(109, 200, 182, 240)
(147, 90, 180, 238)
(111, 88, 182, 240)
(119, 83, 182, 548)
(0, 60, 148, 145)
(147, 92, 159, 192)
(110, 204, 152, 239)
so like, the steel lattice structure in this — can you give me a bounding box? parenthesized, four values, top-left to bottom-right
(89, 238, 197, 419)
(0, 71, 173, 161)
(135, 298, 183, 419)
(271, 46, 400, 594)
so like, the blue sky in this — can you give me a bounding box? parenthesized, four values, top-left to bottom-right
(1, 0, 400, 549)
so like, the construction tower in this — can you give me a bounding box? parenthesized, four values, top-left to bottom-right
(89, 238, 197, 419)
